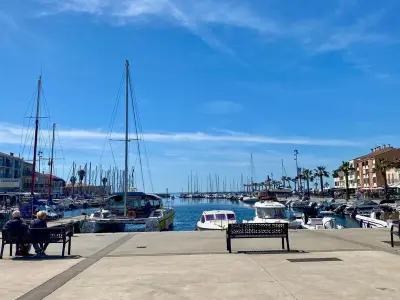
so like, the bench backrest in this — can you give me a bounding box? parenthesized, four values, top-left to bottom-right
(1, 229, 27, 244)
(228, 223, 288, 238)
(2, 224, 73, 244)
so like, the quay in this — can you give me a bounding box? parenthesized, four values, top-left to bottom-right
(1, 229, 400, 299)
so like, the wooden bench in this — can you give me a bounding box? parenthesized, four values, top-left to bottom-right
(226, 223, 290, 253)
(391, 223, 399, 247)
(0, 224, 73, 259)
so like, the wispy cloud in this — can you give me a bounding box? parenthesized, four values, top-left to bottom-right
(315, 10, 391, 53)
(202, 101, 242, 115)
(0, 122, 362, 149)
(36, 0, 395, 59)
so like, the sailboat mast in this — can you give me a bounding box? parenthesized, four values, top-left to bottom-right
(124, 60, 129, 216)
(31, 76, 42, 195)
(48, 123, 56, 198)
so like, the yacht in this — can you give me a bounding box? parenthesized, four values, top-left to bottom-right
(243, 200, 301, 229)
(196, 210, 237, 231)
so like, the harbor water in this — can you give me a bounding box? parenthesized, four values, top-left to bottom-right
(63, 197, 360, 232)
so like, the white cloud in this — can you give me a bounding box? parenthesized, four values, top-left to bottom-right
(0, 122, 362, 149)
(36, 0, 393, 56)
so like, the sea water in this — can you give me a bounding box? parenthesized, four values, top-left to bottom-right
(167, 197, 360, 231)
(62, 197, 359, 231)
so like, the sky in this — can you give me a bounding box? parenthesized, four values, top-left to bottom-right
(1, 0, 400, 193)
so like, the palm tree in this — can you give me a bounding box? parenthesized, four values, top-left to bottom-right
(301, 169, 314, 196)
(338, 161, 355, 201)
(77, 168, 86, 194)
(281, 176, 287, 188)
(314, 166, 330, 198)
(376, 158, 395, 200)
(291, 177, 298, 191)
(102, 177, 108, 195)
(314, 182, 318, 190)
(286, 177, 292, 188)
(70, 176, 77, 195)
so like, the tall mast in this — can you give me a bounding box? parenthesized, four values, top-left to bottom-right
(124, 60, 129, 216)
(31, 76, 42, 195)
(48, 123, 56, 198)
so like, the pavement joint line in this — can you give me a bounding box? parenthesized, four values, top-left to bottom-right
(16, 233, 135, 300)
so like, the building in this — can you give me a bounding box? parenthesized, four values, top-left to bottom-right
(0, 152, 23, 192)
(387, 166, 400, 186)
(334, 160, 357, 189)
(22, 162, 65, 197)
(334, 145, 400, 190)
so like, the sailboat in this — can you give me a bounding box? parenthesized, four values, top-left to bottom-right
(241, 154, 258, 205)
(17, 77, 63, 219)
(82, 61, 175, 233)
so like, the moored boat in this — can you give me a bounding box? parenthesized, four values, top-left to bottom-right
(196, 210, 236, 231)
(243, 200, 302, 229)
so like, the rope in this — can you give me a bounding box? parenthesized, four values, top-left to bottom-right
(99, 70, 124, 164)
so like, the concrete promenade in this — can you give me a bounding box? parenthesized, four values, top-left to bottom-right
(1, 229, 400, 299)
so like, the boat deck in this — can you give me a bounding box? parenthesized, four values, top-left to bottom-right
(1, 229, 400, 299)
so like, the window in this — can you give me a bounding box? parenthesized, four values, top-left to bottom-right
(215, 214, 226, 220)
(227, 213, 236, 220)
(201, 215, 205, 223)
(205, 215, 215, 221)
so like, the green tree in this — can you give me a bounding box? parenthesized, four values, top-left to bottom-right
(301, 169, 314, 196)
(338, 161, 355, 200)
(286, 177, 292, 188)
(314, 166, 330, 198)
(77, 169, 86, 194)
(291, 177, 298, 191)
(102, 177, 108, 195)
(376, 158, 396, 200)
(70, 176, 77, 195)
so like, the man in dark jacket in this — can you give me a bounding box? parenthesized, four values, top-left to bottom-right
(3, 210, 29, 255)
(31, 211, 48, 255)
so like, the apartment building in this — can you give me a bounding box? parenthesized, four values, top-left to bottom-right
(0, 152, 23, 191)
(0, 151, 65, 195)
(334, 145, 400, 190)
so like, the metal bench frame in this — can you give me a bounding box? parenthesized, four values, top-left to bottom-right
(226, 223, 290, 253)
(391, 223, 399, 247)
(0, 224, 73, 259)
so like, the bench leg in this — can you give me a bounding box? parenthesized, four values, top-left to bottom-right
(0, 241, 4, 259)
(68, 239, 71, 255)
(391, 232, 394, 247)
(286, 237, 290, 252)
(10, 244, 13, 257)
(281, 237, 285, 250)
(227, 237, 232, 253)
(62, 243, 65, 257)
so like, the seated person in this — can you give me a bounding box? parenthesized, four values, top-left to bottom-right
(31, 211, 48, 255)
(3, 210, 29, 256)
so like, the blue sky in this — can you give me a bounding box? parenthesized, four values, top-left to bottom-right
(1, 0, 400, 192)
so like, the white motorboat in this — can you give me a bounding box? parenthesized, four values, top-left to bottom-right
(196, 210, 236, 231)
(241, 196, 258, 205)
(243, 201, 301, 229)
(301, 213, 339, 229)
(287, 199, 310, 209)
(356, 209, 399, 228)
